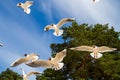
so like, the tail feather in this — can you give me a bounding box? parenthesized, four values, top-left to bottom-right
(90, 53, 103, 59)
(54, 63, 64, 70)
(53, 30, 63, 36)
(24, 8, 31, 14)
(58, 63, 64, 69)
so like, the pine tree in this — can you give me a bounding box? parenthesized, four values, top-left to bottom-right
(0, 68, 22, 80)
(37, 22, 120, 80)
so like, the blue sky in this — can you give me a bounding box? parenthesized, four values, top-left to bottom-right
(0, 0, 120, 79)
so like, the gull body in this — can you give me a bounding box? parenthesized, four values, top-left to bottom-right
(21, 68, 40, 80)
(70, 45, 117, 59)
(44, 18, 75, 36)
(17, 1, 33, 14)
(26, 49, 67, 70)
(10, 53, 39, 67)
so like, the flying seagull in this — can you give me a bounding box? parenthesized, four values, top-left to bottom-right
(92, 0, 100, 3)
(0, 43, 3, 46)
(26, 49, 67, 70)
(17, 1, 33, 14)
(70, 45, 117, 59)
(10, 53, 39, 67)
(44, 18, 75, 36)
(20, 68, 40, 80)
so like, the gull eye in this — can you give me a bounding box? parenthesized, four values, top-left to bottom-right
(51, 24, 54, 26)
(19, 3, 21, 6)
(48, 57, 51, 60)
(93, 45, 96, 48)
(46, 27, 49, 31)
(24, 54, 27, 56)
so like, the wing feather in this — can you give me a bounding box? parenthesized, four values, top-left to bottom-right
(24, 1, 33, 8)
(26, 60, 53, 68)
(53, 49, 66, 62)
(26, 71, 40, 78)
(98, 46, 117, 53)
(70, 46, 93, 52)
(11, 58, 28, 67)
(57, 18, 75, 28)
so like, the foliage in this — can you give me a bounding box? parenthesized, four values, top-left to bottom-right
(38, 22, 120, 80)
(0, 68, 22, 80)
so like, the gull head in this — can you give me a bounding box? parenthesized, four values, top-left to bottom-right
(36, 54, 40, 57)
(48, 57, 54, 61)
(17, 3, 23, 7)
(51, 24, 55, 26)
(24, 54, 28, 57)
(93, 45, 97, 49)
(44, 27, 49, 31)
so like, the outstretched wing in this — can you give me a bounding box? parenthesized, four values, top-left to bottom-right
(53, 49, 67, 62)
(11, 58, 28, 67)
(26, 60, 54, 68)
(26, 71, 40, 78)
(98, 46, 117, 53)
(57, 18, 75, 28)
(70, 46, 93, 52)
(24, 1, 33, 8)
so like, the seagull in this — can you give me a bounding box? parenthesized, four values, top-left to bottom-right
(17, 1, 33, 14)
(0, 43, 3, 46)
(26, 49, 67, 70)
(20, 68, 40, 80)
(44, 18, 75, 36)
(92, 0, 100, 3)
(70, 45, 117, 59)
(10, 53, 40, 67)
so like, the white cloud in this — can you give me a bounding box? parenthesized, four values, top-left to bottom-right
(50, 0, 120, 31)
(38, 0, 54, 23)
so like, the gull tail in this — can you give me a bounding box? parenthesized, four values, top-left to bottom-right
(54, 63, 64, 70)
(24, 8, 31, 14)
(53, 30, 63, 36)
(90, 53, 103, 59)
(58, 63, 64, 69)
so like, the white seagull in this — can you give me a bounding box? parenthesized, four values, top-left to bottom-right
(0, 43, 3, 46)
(44, 18, 75, 36)
(70, 45, 117, 59)
(17, 1, 33, 14)
(26, 49, 67, 70)
(92, 0, 100, 3)
(20, 68, 40, 80)
(10, 53, 39, 67)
